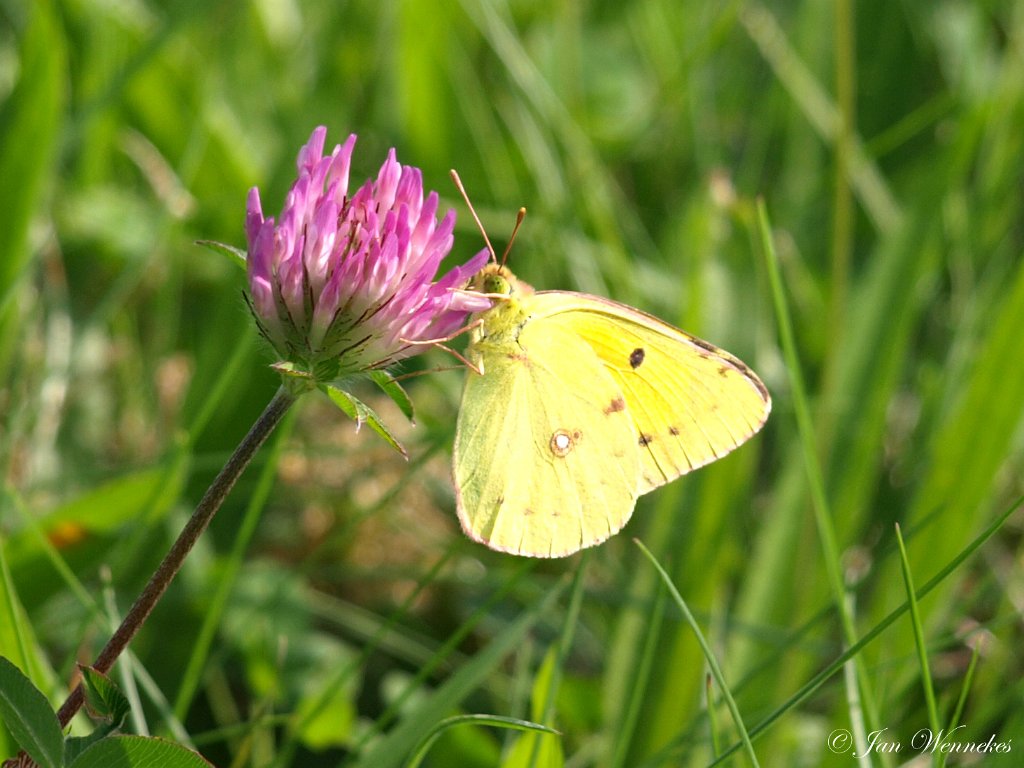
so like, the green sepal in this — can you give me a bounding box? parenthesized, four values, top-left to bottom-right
(310, 356, 344, 383)
(270, 361, 313, 380)
(80, 666, 130, 728)
(369, 370, 414, 423)
(270, 361, 318, 396)
(195, 239, 247, 270)
(320, 383, 408, 458)
(58, 666, 132, 764)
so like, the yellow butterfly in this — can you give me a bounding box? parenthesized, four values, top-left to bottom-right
(453, 259, 771, 558)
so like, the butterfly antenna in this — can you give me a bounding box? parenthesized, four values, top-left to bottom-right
(450, 169, 498, 264)
(500, 207, 526, 268)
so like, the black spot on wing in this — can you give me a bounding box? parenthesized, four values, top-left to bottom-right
(668, 426, 680, 436)
(629, 348, 645, 368)
(638, 433, 654, 447)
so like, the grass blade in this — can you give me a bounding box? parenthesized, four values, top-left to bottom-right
(634, 539, 759, 768)
(405, 714, 560, 768)
(894, 523, 940, 738)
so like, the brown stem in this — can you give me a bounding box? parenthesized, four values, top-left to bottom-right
(54, 387, 296, 728)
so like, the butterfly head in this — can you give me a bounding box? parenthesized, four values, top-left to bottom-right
(470, 263, 534, 299)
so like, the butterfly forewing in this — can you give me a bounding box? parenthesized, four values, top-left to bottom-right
(532, 292, 771, 494)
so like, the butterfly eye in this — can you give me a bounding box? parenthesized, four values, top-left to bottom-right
(483, 274, 511, 296)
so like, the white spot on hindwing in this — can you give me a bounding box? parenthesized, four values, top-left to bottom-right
(550, 428, 581, 457)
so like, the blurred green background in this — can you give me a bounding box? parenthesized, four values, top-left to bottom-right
(2, 0, 1023, 766)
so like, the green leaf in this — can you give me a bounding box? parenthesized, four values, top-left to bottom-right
(67, 735, 214, 768)
(64, 731, 112, 767)
(80, 666, 130, 728)
(320, 384, 408, 458)
(194, 239, 247, 271)
(369, 370, 415, 423)
(0, 656, 64, 768)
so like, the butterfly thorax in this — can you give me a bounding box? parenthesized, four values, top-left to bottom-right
(467, 265, 536, 368)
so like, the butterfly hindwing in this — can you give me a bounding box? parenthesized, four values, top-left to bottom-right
(454, 319, 640, 557)
(529, 292, 771, 494)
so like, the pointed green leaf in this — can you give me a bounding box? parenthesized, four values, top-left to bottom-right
(194, 239, 247, 270)
(68, 735, 213, 768)
(80, 666, 130, 728)
(320, 384, 408, 458)
(369, 370, 415, 423)
(0, 656, 64, 768)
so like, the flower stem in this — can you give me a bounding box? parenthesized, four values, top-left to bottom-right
(55, 387, 296, 728)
